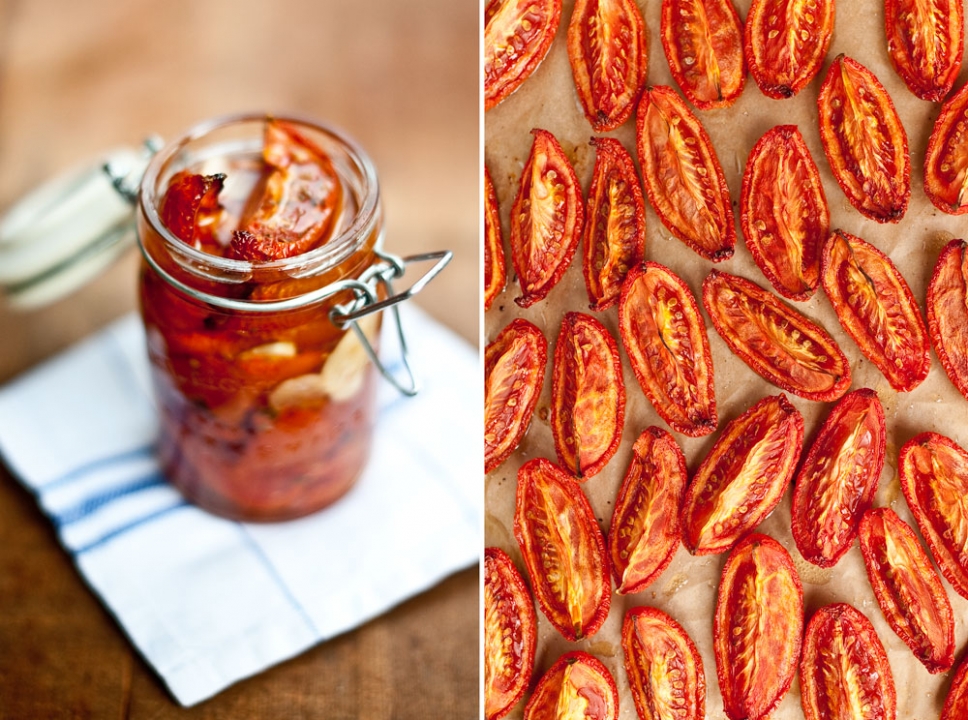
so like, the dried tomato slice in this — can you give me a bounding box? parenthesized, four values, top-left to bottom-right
(859, 507, 955, 674)
(744, 0, 833, 99)
(608, 427, 686, 593)
(740, 125, 828, 301)
(660, 0, 745, 110)
(622, 607, 705, 720)
(636, 85, 736, 262)
(821, 229, 930, 392)
(714, 534, 803, 720)
(943, 655, 968, 720)
(510, 128, 585, 308)
(618, 262, 717, 437)
(551, 312, 625, 479)
(800, 603, 896, 720)
(702, 270, 851, 402)
(514, 458, 611, 641)
(791, 388, 886, 568)
(484, 0, 563, 111)
(900, 432, 968, 601)
(485, 319, 547, 473)
(582, 137, 646, 312)
(567, 0, 648, 131)
(680, 394, 803, 556)
(523, 651, 618, 720)
(885, 0, 963, 101)
(159, 171, 225, 251)
(484, 166, 507, 311)
(927, 239, 968, 400)
(484, 548, 537, 720)
(924, 83, 968, 214)
(817, 54, 911, 223)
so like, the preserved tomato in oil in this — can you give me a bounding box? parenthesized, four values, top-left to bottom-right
(927, 239, 968, 400)
(524, 651, 619, 720)
(484, 165, 507, 311)
(924, 84, 968, 215)
(885, 0, 963, 102)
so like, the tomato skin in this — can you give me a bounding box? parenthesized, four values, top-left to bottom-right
(924, 84, 968, 215)
(744, 0, 834, 99)
(609, 427, 686, 594)
(622, 607, 705, 720)
(485, 166, 507, 311)
(523, 651, 619, 720)
(791, 388, 886, 569)
(581, 137, 646, 312)
(817, 55, 910, 223)
(681, 394, 803, 556)
(927, 239, 968, 400)
(660, 0, 745, 110)
(159, 171, 226, 251)
(740, 125, 829, 301)
(510, 128, 585, 308)
(885, 0, 963, 102)
(567, 0, 648, 131)
(618, 262, 717, 437)
(942, 654, 968, 720)
(514, 458, 611, 642)
(484, 319, 548, 474)
(714, 534, 803, 720)
(636, 85, 736, 262)
(821, 229, 930, 392)
(485, 0, 563, 111)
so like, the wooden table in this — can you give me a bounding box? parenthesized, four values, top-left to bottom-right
(0, 1, 479, 716)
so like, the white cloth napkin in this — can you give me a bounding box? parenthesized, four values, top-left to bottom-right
(0, 305, 480, 706)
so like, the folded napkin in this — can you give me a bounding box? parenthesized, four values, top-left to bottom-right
(0, 305, 480, 706)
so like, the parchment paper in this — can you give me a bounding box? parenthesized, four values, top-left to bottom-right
(485, 2, 968, 717)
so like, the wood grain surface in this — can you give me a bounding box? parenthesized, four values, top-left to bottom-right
(0, 0, 479, 716)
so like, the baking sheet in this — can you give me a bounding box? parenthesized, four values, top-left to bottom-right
(484, 1, 968, 717)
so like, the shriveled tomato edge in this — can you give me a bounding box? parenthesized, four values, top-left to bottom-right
(942, 652, 968, 720)
(714, 533, 804, 720)
(523, 650, 619, 720)
(484, 547, 538, 720)
(927, 239, 968, 401)
(858, 507, 955, 674)
(485, 0, 564, 112)
(884, 0, 964, 102)
(924, 84, 968, 215)
(790, 388, 886, 568)
(618, 262, 718, 437)
(739, 125, 828, 301)
(513, 457, 612, 642)
(635, 85, 737, 262)
(702, 269, 851, 402)
(608, 426, 686, 594)
(659, 0, 746, 110)
(485, 165, 507, 311)
(680, 394, 804, 556)
(900, 431, 968, 601)
(622, 606, 706, 720)
(816, 54, 911, 224)
(510, 128, 585, 309)
(551, 311, 626, 480)
(582, 136, 647, 312)
(484, 318, 548, 474)
(820, 229, 930, 392)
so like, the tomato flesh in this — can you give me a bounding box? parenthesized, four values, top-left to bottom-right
(885, 0, 963, 101)
(159, 171, 226, 251)
(524, 651, 619, 720)
(924, 84, 968, 214)
(927, 239, 968, 400)
(485, 166, 507, 311)
(942, 655, 968, 720)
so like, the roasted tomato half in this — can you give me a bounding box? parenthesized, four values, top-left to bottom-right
(623, 607, 705, 720)
(523, 651, 619, 720)
(924, 83, 968, 214)
(514, 458, 611, 641)
(485, 0, 563, 111)
(618, 262, 717, 437)
(817, 54, 910, 223)
(582, 137, 646, 312)
(702, 270, 851, 402)
(567, 0, 648, 131)
(609, 427, 686, 594)
(551, 312, 625, 479)
(927, 239, 968, 400)
(485, 166, 507, 311)
(791, 388, 886, 568)
(484, 548, 537, 720)
(859, 507, 955, 674)
(942, 655, 968, 720)
(900, 432, 968, 601)
(510, 128, 585, 308)
(821, 229, 930, 392)
(740, 125, 829, 301)
(159, 171, 225, 251)
(660, 0, 745, 110)
(715, 534, 803, 720)
(485, 319, 547, 473)
(636, 85, 736, 262)
(681, 394, 803, 555)
(744, 0, 834, 98)
(885, 0, 963, 101)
